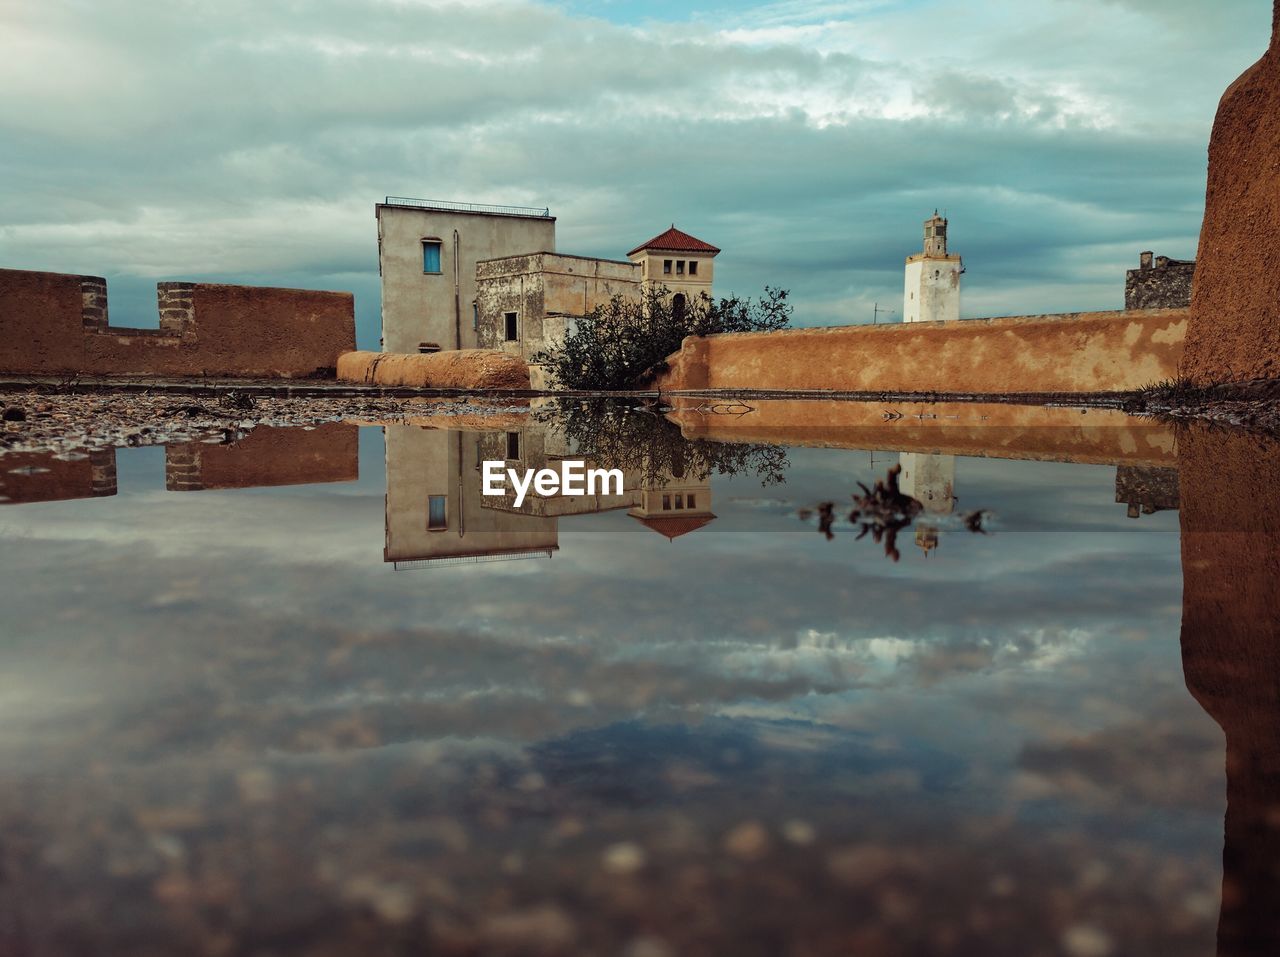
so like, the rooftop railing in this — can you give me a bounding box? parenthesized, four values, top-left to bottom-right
(383, 196, 552, 218)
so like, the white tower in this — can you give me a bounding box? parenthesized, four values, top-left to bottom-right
(903, 213, 962, 323)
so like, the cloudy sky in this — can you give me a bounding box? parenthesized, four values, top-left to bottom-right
(0, 0, 1270, 347)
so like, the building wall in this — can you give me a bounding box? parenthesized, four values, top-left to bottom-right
(0, 268, 355, 377)
(0, 448, 117, 505)
(376, 205, 556, 354)
(475, 253, 641, 362)
(903, 255, 962, 323)
(383, 426, 558, 565)
(1180, 13, 1280, 385)
(667, 401, 1177, 468)
(630, 250, 716, 300)
(1125, 252, 1195, 310)
(654, 308, 1187, 395)
(165, 424, 358, 491)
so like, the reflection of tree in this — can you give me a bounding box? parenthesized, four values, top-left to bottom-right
(535, 398, 789, 487)
(801, 464, 989, 562)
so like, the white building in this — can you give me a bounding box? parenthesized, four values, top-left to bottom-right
(375, 197, 556, 354)
(903, 213, 962, 323)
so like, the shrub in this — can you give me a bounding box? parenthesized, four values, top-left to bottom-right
(531, 285, 791, 391)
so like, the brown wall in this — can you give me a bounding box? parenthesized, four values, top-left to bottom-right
(654, 309, 1187, 395)
(1181, 12, 1280, 385)
(1178, 422, 1280, 955)
(668, 400, 1177, 467)
(165, 424, 358, 491)
(0, 449, 117, 505)
(336, 349, 530, 389)
(0, 268, 355, 378)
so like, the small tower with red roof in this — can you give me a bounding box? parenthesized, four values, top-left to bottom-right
(627, 225, 720, 304)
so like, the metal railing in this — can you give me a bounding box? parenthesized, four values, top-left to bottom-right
(383, 196, 552, 218)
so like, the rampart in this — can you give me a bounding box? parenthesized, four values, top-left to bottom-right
(654, 309, 1187, 395)
(165, 424, 358, 491)
(0, 268, 355, 378)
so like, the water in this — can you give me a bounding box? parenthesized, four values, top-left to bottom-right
(0, 399, 1274, 957)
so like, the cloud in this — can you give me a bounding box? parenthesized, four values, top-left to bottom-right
(0, 0, 1267, 344)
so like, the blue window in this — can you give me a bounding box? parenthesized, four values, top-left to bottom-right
(423, 241, 442, 274)
(427, 495, 447, 530)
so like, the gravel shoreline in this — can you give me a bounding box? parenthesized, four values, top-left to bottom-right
(0, 390, 530, 457)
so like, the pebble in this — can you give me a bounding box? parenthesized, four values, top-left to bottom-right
(602, 842, 646, 875)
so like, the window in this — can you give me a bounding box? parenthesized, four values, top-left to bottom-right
(676, 260, 685, 275)
(504, 312, 519, 341)
(675, 494, 684, 509)
(472, 302, 479, 330)
(687, 494, 696, 509)
(506, 431, 521, 460)
(663, 259, 672, 275)
(688, 261, 698, 276)
(427, 495, 447, 530)
(423, 240, 442, 274)
(662, 495, 671, 510)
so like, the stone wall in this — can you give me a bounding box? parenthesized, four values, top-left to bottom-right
(1124, 252, 1195, 310)
(336, 349, 530, 389)
(654, 308, 1187, 395)
(164, 424, 358, 491)
(0, 268, 355, 378)
(1181, 5, 1280, 384)
(0, 448, 117, 505)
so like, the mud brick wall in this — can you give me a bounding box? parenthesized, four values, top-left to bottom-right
(1181, 6, 1280, 384)
(1, 268, 355, 378)
(164, 424, 358, 492)
(0, 448, 118, 505)
(654, 308, 1187, 395)
(1124, 254, 1194, 310)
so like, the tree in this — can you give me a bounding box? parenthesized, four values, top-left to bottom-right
(531, 285, 792, 391)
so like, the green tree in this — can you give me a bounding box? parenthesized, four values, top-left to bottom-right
(531, 285, 791, 391)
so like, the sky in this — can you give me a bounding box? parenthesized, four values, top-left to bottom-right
(0, 0, 1271, 348)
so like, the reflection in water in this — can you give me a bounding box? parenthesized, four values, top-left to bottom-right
(1178, 426, 1280, 956)
(1, 403, 1279, 954)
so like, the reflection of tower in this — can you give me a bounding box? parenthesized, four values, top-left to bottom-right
(627, 449, 716, 542)
(914, 524, 939, 557)
(1115, 465, 1180, 519)
(1178, 425, 1280, 957)
(899, 453, 955, 515)
(903, 213, 962, 324)
(383, 425, 558, 568)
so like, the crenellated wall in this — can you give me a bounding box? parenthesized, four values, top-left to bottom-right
(654, 308, 1187, 395)
(0, 268, 355, 378)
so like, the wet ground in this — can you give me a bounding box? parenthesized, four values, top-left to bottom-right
(0, 398, 1275, 956)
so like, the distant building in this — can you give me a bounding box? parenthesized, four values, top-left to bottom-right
(898, 452, 956, 515)
(1125, 251, 1195, 310)
(474, 224, 719, 387)
(475, 253, 641, 364)
(903, 213, 962, 323)
(375, 197, 556, 354)
(627, 225, 721, 305)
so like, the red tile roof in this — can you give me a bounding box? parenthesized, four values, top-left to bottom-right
(630, 513, 718, 540)
(627, 226, 721, 257)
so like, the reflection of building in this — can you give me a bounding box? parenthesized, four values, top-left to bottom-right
(0, 449, 116, 505)
(383, 419, 721, 564)
(627, 456, 716, 541)
(375, 198, 557, 354)
(903, 213, 962, 324)
(914, 524, 939, 557)
(1115, 465, 1180, 519)
(165, 425, 358, 492)
(899, 453, 955, 514)
(1177, 425, 1280, 956)
(384, 425, 559, 568)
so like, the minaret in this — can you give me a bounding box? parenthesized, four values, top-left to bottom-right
(903, 212, 962, 323)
